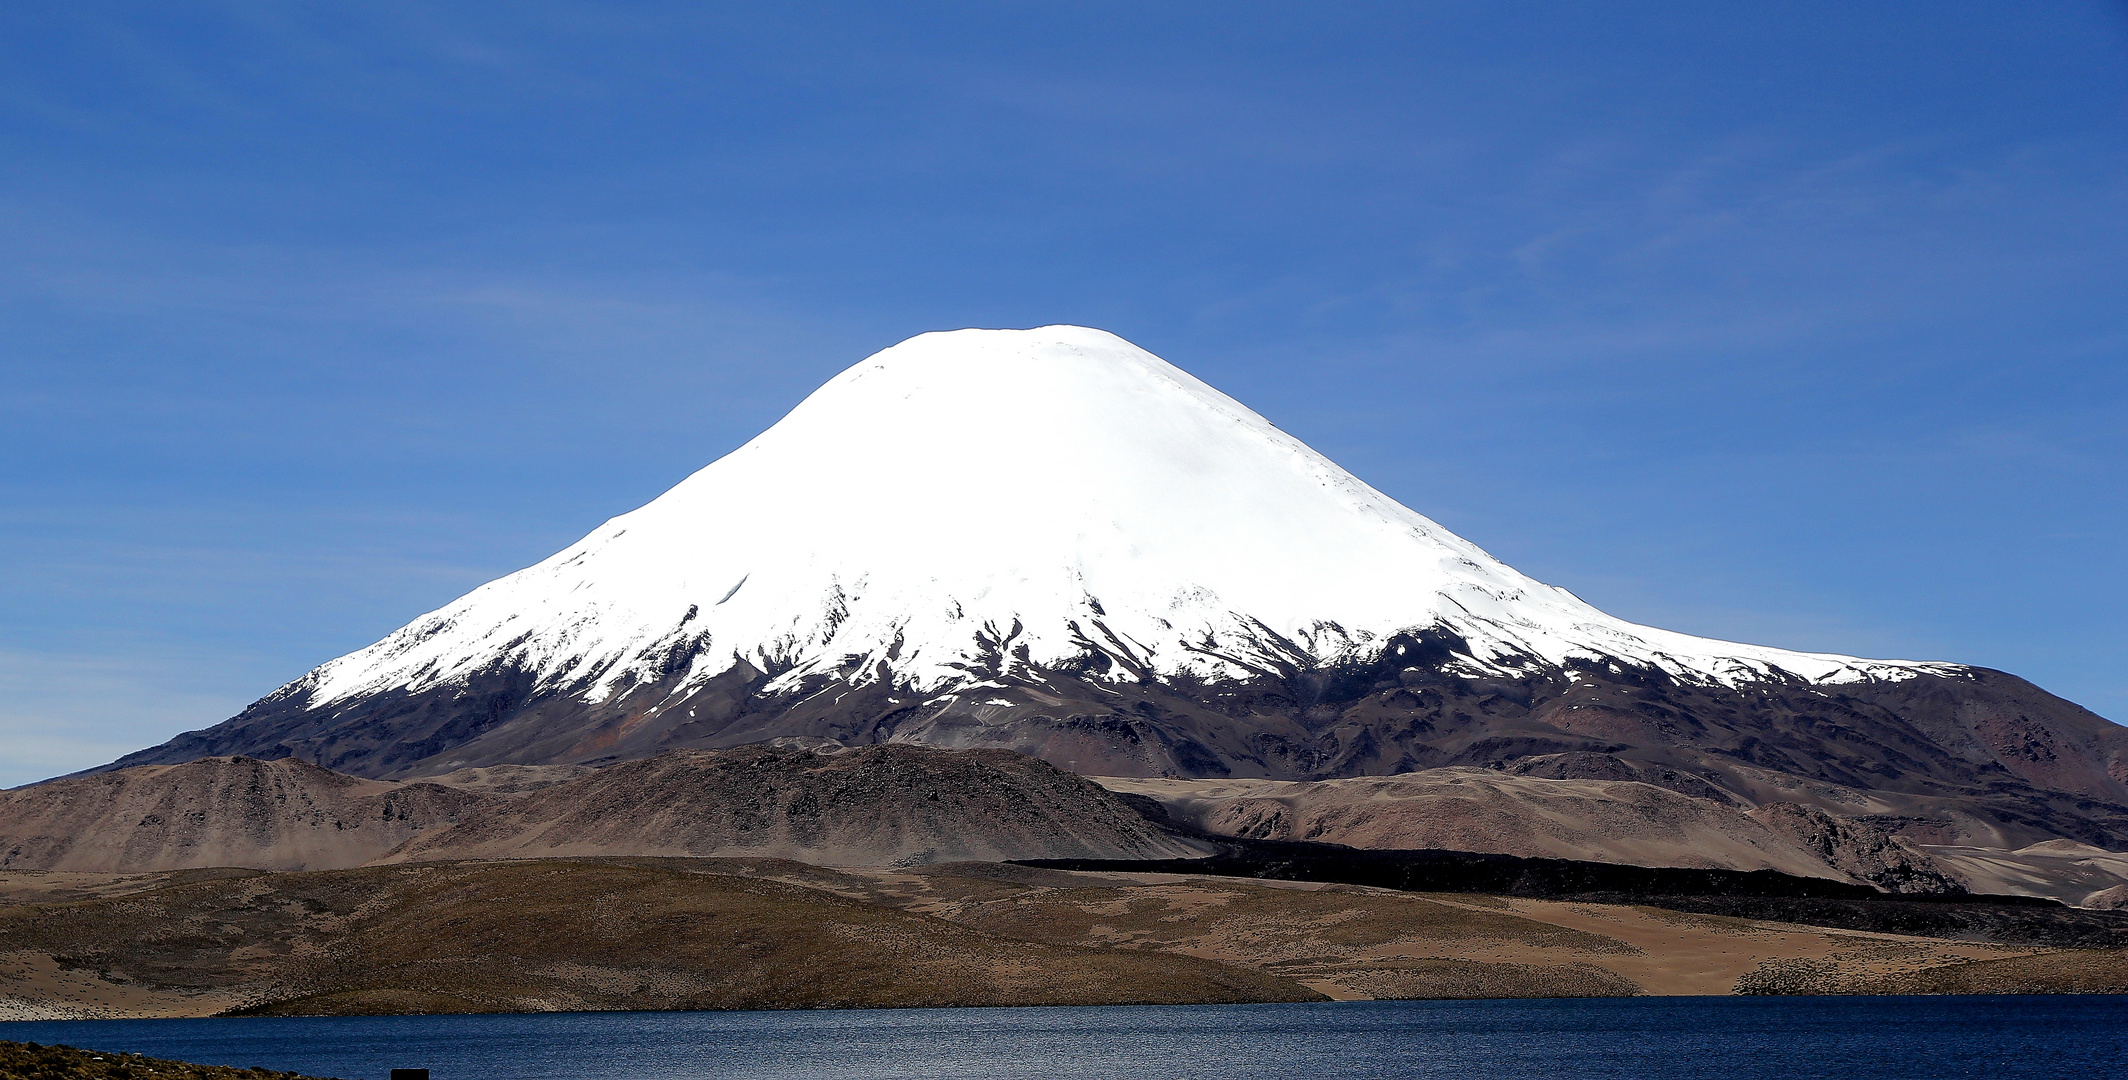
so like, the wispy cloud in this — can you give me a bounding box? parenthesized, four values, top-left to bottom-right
(0, 647, 250, 787)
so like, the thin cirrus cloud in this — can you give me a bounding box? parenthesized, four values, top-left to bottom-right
(0, 647, 251, 788)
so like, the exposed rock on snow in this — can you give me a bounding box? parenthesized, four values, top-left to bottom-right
(276, 326, 1949, 709)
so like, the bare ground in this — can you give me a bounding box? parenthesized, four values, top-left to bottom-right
(0, 860, 1310, 1019)
(0, 858, 2114, 1018)
(830, 863, 2038, 998)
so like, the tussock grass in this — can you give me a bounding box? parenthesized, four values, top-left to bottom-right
(0, 1041, 343, 1080)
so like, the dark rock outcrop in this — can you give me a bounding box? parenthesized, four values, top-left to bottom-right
(1745, 802, 1964, 895)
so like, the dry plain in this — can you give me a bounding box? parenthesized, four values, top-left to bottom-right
(3, 857, 2122, 1020)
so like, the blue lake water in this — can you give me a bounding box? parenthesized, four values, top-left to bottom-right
(4, 997, 2125, 1080)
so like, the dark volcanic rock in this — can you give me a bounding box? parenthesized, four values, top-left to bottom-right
(94, 639, 2128, 851)
(1745, 802, 1965, 895)
(1018, 838, 2128, 950)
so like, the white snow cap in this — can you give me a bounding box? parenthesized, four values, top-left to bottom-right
(303, 326, 1949, 708)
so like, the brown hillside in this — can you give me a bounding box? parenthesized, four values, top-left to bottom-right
(385, 744, 1206, 867)
(0, 746, 1203, 874)
(0, 757, 496, 873)
(1098, 769, 1958, 892)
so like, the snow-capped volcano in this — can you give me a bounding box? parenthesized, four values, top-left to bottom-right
(300, 325, 1938, 714)
(97, 327, 2128, 848)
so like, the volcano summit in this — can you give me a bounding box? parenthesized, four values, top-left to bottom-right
(100, 327, 2128, 848)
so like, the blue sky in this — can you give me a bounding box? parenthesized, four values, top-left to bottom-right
(3, 2, 2125, 786)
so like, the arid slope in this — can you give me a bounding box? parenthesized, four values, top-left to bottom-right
(0, 757, 496, 873)
(1099, 769, 1961, 893)
(386, 744, 1206, 866)
(0, 746, 1202, 874)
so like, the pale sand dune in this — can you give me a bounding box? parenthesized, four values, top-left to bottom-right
(1098, 768, 1965, 893)
(1101, 771, 1858, 879)
(1922, 841, 2128, 906)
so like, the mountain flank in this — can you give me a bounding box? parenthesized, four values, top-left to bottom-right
(0, 746, 1201, 874)
(380, 743, 1205, 866)
(0, 757, 492, 873)
(18, 744, 2128, 904)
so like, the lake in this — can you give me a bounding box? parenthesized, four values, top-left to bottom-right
(4, 997, 2125, 1080)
